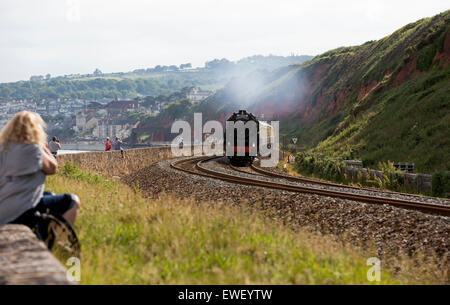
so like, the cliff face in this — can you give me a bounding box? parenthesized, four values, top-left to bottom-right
(247, 10, 450, 173)
(253, 11, 450, 124)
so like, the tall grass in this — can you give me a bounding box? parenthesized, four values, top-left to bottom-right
(56, 147, 174, 176)
(293, 153, 434, 195)
(44, 164, 444, 284)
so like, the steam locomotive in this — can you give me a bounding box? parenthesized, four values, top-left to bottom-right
(225, 110, 273, 165)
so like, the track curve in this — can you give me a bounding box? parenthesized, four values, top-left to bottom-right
(250, 162, 447, 202)
(171, 156, 450, 217)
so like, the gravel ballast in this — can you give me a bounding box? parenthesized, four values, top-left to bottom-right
(123, 157, 449, 266)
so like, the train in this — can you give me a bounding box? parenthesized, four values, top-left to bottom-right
(225, 110, 273, 165)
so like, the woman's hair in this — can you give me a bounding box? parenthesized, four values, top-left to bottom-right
(0, 111, 47, 149)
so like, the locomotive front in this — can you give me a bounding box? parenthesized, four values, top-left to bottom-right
(225, 110, 259, 165)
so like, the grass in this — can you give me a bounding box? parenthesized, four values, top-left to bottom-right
(60, 162, 109, 186)
(44, 163, 445, 284)
(290, 152, 440, 196)
(315, 66, 450, 174)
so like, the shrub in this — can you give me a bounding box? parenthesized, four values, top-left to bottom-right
(416, 44, 437, 72)
(61, 162, 108, 186)
(432, 171, 450, 198)
(295, 152, 344, 182)
(362, 157, 376, 168)
(295, 155, 425, 194)
(377, 161, 406, 191)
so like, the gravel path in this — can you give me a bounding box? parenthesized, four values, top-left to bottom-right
(123, 157, 449, 266)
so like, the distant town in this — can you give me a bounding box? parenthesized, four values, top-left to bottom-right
(0, 86, 214, 143)
(0, 55, 314, 145)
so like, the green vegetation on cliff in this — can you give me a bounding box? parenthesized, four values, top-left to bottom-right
(255, 10, 450, 174)
(315, 67, 450, 173)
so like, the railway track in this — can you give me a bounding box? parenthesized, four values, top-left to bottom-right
(171, 156, 450, 217)
(250, 162, 450, 202)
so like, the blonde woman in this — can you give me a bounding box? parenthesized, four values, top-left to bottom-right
(0, 111, 80, 226)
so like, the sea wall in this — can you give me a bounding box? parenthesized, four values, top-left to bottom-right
(56, 146, 175, 176)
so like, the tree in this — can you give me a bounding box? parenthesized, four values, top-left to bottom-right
(93, 68, 103, 76)
(45, 73, 51, 80)
(30, 75, 44, 82)
(179, 63, 192, 69)
(153, 65, 164, 72)
(205, 58, 233, 70)
(132, 69, 146, 74)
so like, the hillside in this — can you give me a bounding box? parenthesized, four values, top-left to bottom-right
(0, 55, 312, 100)
(130, 11, 450, 174)
(247, 10, 450, 174)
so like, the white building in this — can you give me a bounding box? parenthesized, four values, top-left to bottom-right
(186, 87, 213, 101)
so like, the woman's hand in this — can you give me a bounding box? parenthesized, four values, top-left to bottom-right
(42, 146, 58, 175)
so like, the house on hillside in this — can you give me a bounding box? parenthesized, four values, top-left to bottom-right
(95, 119, 134, 139)
(36, 102, 47, 116)
(106, 98, 140, 116)
(86, 101, 104, 111)
(186, 87, 213, 101)
(47, 100, 59, 116)
(73, 111, 99, 134)
(83, 117, 98, 134)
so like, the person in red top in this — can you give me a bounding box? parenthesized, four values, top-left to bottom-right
(105, 137, 112, 151)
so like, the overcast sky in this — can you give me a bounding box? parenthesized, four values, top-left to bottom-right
(0, 0, 448, 83)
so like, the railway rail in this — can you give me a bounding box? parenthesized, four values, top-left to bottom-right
(171, 156, 450, 217)
(250, 162, 449, 202)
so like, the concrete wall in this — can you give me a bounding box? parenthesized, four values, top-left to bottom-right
(60, 142, 170, 151)
(293, 153, 433, 193)
(56, 146, 175, 176)
(342, 166, 432, 193)
(60, 142, 104, 151)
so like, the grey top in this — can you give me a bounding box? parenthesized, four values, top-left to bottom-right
(113, 140, 122, 150)
(0, 142, 45, 224)
(48, 141, 61, 153)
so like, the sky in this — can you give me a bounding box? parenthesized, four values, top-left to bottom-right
(0, 0, 448, 83)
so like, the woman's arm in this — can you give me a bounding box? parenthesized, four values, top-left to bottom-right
(42, 146, 58, 175)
